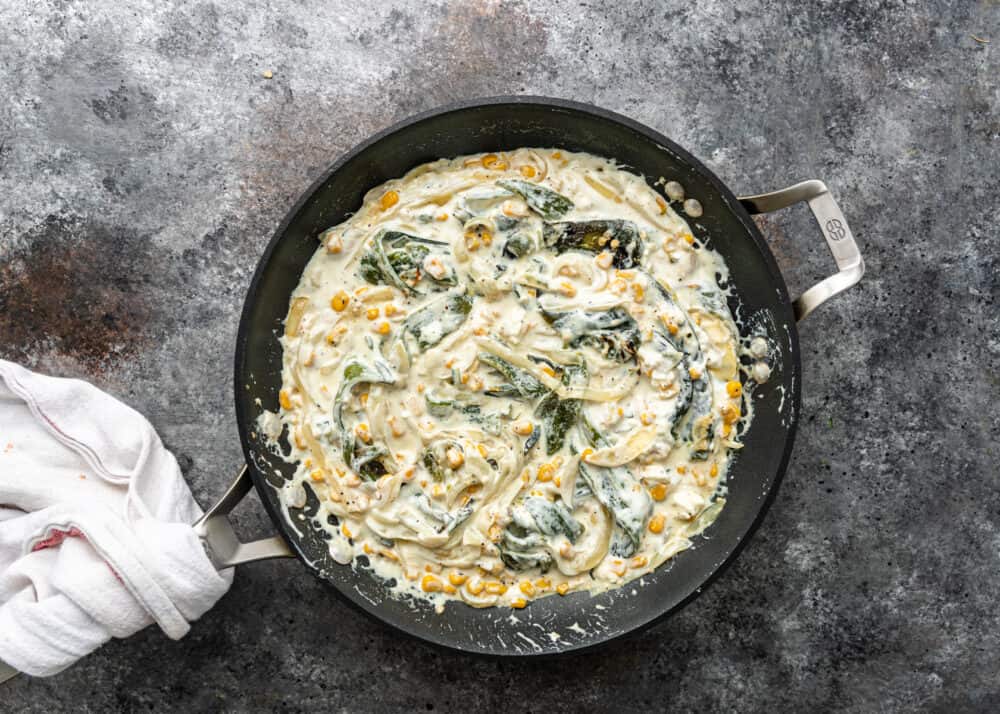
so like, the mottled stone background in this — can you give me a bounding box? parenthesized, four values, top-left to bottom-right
(2, 0, 998, 711)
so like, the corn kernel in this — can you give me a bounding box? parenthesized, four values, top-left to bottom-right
(721, 404, 740, 424)
(384, 303, 398, 317)
(595, 251, 614, 269)
(519, 165, 536, 178)
(640, 412, 654, 426)
(476, 443, 489, 459)
(359, 393, 368, 406)
(449, 572, 468, 587)
(689, 367, 702, 380)
(559, 281, 577, 297)
(726, 380, 742, 398)
(512, 420, 534, 436)
(446, 447, 464, 469)
(631, 555, 649, 568)
(650, 483, 668, 501)
(551, 151, 563, 159)
(683, 233, 695, 245)
(519, 580, 536, 597)
(331, 291, 350, 311)
(710, 463, 719, 477)
(278, 389, 292, 410)
(632, 283, 645, 301)
(366, 307, 380, 320)
(310, 469, 324, 482)
(341, 523, 353, 539)
(535, 578, 551, 590)
(537, 463, 555, 482)
(511, 598, 527, 609)
(466, 578, 485, 596)
(649, 515, 665, 534)
(376, 321, 391, 335)
(443, 584, 457, 594)
(482, 153, 499, 168)
(379, 190, 399, 210)
(355, 423, 372, 444)
(421, 574, 442, 593)
(556, 583, 570, 596)
(326, 233, 343, 254)
(581, 448, 594, 462)
(436, 212, 449, 221)
(676, 465, 687, 474)
(656, 196, 667, 215)
(485, 581, 508, 595)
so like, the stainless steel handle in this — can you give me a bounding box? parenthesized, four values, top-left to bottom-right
(0, 660, 17, 685)
(192, 465, 294, 569)
(739, 180, 864, 321)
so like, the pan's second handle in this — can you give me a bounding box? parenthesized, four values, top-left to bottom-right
(739, 180, 864, 321)
(193, 465, 294, 569)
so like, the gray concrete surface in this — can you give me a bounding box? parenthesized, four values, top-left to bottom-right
(2, 0, 998, 711)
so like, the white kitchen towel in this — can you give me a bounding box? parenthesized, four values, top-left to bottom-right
(0, 360, 232, 677)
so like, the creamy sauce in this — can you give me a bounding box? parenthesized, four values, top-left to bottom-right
(266, 149, 754, 610)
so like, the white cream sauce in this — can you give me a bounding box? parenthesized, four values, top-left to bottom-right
(264, 149, 755, 610)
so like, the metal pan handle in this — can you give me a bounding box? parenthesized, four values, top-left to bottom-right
(193, 465, 294, 569)
(739, 180, 864, 321)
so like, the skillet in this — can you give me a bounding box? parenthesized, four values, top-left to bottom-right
(194, 96, 864, 656)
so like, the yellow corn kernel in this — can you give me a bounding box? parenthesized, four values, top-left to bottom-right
(443, 584, 457, 595)
(278, 389, 292, 410)
(710, 462, 719, 477)
(485, 581, 508, 595)
(519, 580, 536, 597)
(331, 291, 350, 311)
(551, 151, 563, 159)
(656, 196, 667, 215)
(448, 572, 468, 587)
(689, 367, 702, 380)
(536, 463, 555, 482)
(359, 392, 368, 406)
(416, 382, 425, 393)
(721, 404, 740, 424)
(482, 153, 499, 168)
(309, 469, 324, 482)
(363, 543, 373, 555)
(466, 578, 485, 596)
(650, 483, 668, 501)
(595, 251, 614, 269)
(631, 282, 645, 301)
(519, 165, 536, 178)
(376, 321, 391, 335)
(649, 515, 666, 534)
(683, 233, 695, 245)
(446, 447, 464, 469)
(355, 423, 372, 444)
(631, 555, 649, 568)
(379, 190, 399, 210)
(556, 583, 570, 596)
(676, 465, 687, 474)
(535, 578, 551, 590)
(581, 448, 594, 462)
(640, 412, 654, 426)
(436, 212, 449, 221)
(325, 233, 343, 254)
(610, 278, 628, 294)
(611, 560, 627, 577)
(473, 443, 488, 459)
(512, 421, 534, 436)
(726, 380, 742, 398)
(384, 303, 398, 317)
(559, 281, 577, 298)
(366, 307, 380, 321)
(421, 574, 443, 593)
(341, 523, 353, 539)
(511, 598, 527, 609)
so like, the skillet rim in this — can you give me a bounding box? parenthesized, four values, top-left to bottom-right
(232, 95, 802, 657)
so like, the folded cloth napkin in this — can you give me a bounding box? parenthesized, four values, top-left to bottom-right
(0, 360, 232, 677)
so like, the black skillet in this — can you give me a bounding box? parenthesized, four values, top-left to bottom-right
(192, 96, 864, 656)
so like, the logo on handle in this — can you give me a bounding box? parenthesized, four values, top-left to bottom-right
(825, 218, 846, 241)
